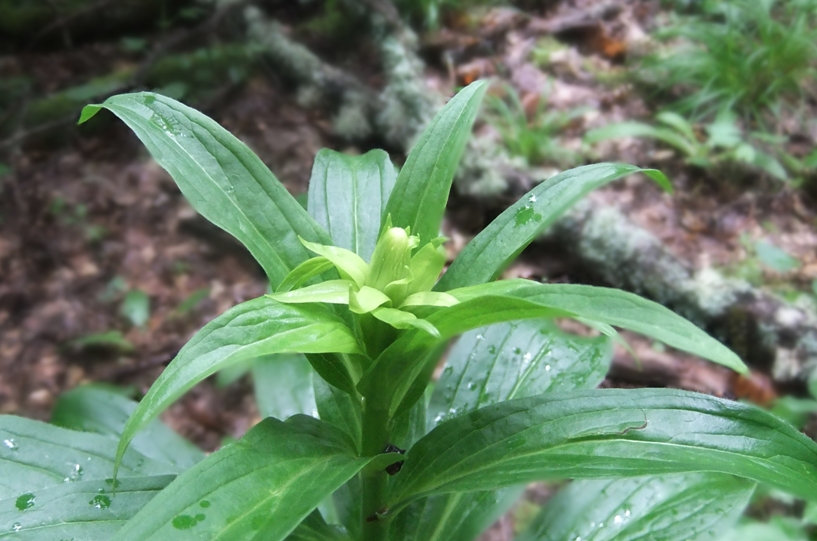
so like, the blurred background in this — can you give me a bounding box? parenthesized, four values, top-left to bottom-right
(1, 0, 816, 538)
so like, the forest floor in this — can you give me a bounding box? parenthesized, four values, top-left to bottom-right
(1, 1, 817, 536)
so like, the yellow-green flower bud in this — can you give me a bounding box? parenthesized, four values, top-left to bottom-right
(366, 227, 414, 304)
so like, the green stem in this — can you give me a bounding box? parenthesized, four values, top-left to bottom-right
(361, 402, 390, 541)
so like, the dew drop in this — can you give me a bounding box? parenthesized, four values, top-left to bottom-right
(487, 345, 497, 354)
(475, 334, 485, 341)
(614, 514, 623, 525)
(545, 364, 551, 371)
(200, 500, 210, 508)
(513, 347, 522, 355)
(11, 522, 22, 532)
(528, 194, 538, 203)
(625, 509, 631, 517)
(467, 381, 476, 390)
(3, 438, 18, 451)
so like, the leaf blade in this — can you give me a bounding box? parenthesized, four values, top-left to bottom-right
(117, 296, 361, 465)
(114, 416, 379, 541)
(307, 149, 396, 261)
(436, 163, 671, 291)
(80, 93, 330, 288)
(388, 389, 817, 508)
(383, 81, 488, 244)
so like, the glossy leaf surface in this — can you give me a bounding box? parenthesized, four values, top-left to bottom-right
(436, 163, 670, 291)
(449, 280, 745, 373)
(383, 80, 487, 244)
(115, 416, 384, 541)
(307, 149, 396, 261)
(286, 510, 351, 541)
(51, 385, 203, 470)
(314, 377, 362, 452)
(357, 295, 572, 415)
(252, 354, 317, 420)
(517, 474, 754, 541)
(79, 93, 330, 288)
(429, 319, 611, 426)
(389, 389, 817, 508)
(0, 476, 173, 541)
(0, 416, 180, 495)
(118, 296, 361, 464)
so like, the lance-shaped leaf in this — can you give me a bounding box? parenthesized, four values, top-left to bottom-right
(0, 416, 181, 495)
(0, 476, 174, 541)
(388, 488, 524, 541)
(516, 473, 754, 541)
(429, 319, 612, 426)
(383, 80, 488, 245)
(79, 93, 330, 288)
(436, 163, 671, 291)
(252, 354, 317, 420)
(51, 385, 204, 470)
(388, 389, 817, 510)
(357, 296, 574, 415)
(117, 296, 362, 466)
(448, 280, 746, 373)
(401, 320, 609, 541)
(114, 416, 397, 541)
(307, 149, 396, 261)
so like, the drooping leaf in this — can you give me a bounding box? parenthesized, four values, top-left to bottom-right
(307, 149, 396, 261)
(314, 377, 362, 453)
(114, 416, 393, 541)
(383, 80, 488, 245)
(252, 354, 317, 420)
(436, 164, 671, 291)
(121, 290, 150, 327)
(51, 385, 203, 470)
(448, 280, 746, 373)
(388, 389, 817, 510)
(516, 473, 754, 541)
(79, 93, 330, 288)
(0, 416, 180, 495)
(0, 476, 174, 541)
(429, 319, 612, 426)
(117, 296, 362, 466)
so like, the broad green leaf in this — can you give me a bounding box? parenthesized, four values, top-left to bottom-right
(332, 477, 362, 541)
(252, 354, 317, 420)
(115, 416, 390, 541)
(383, 80, 488, 245)
(51, 385, 203, 470)
(429, 319, 612, 426)
(117, 296, 362, 466)
(307, 149, 396, 261)
(0, 416, 180, 494)
(79, 93, 330, 288)
(287, 509, 351, 541)
(371, 307, 440, 336)
(436, 164, 671, 291)
(278, 258, 335, 293)
(388, 389, 817, 509)
(720, 518, 809, 541)
(0, 476, 174, 541)
(448, 280, 746, 373)
(409, 320, 609, 541)
(357, 295, 573, 416)
(314, 377, 362, 452)
(516, 473, 754, 541)
(388, 488, 523, 541)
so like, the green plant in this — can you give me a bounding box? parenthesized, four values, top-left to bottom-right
(485, 85, 585, 168)
(635, 0, 817, 122)
(585, 110, 789, 181)
(2, 81, 817, 541)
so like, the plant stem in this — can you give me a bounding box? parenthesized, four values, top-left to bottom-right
(361, 402, 390, 541)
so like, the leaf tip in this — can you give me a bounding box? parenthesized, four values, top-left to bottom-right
(78, 105, 103, 125)
(642, 169, 673, 193)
